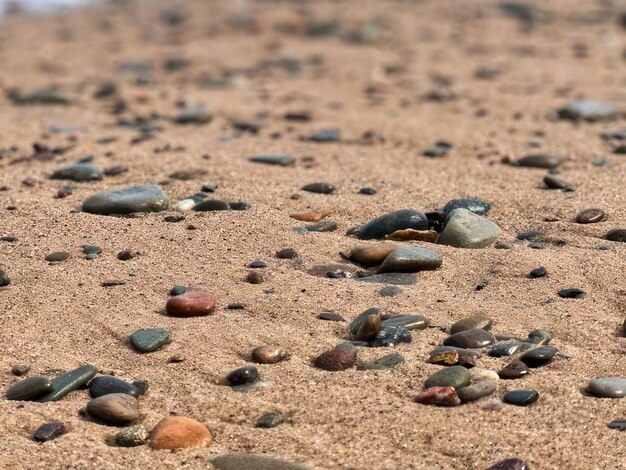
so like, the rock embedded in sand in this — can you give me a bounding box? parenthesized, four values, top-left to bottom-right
(86, 393, 140, 425)
(529, 266, 547, 278)
(557, 288, 585, 299)
(249, 154, 295, 166)
(524, 329, 552, 345)
(428, 347, 480, 367)
(45, 251, 70, 262)
(194, 199, 231, 211)
(370, 325, 412, 347)
(33, 422, 66, 442)
(290, 208, 332, 222)
(226, 366, 260, 386)
(313, 343, 357, 371)
(6, 376, 53, 401)
(348, 242, 398, 267)
(11, 364, 29, 376)
(356, 209, 429, 240)
(255, 410, 285, 428)
(384, 229, 438, 242)
(412, 386, 460, 406)
(488, 341, 524, 358)
(499, 361, 530, 379)
(605, 228, 626, 242)
(450, 314, 492, 334)
(318, 312, 345, 322)
(211, 454, 309, 470)
(130, 328, 171, 352)
(353, 314, 381, 341)
(443, 328, 496, 349)
(0, 265, 9, 287)
(520, 346, 558, 368)
(82, 184, 168, 215)
(359, 353, 405, 370)
(276, 248, 297, 259)
(301, 182, 335, 194)
(438, 208, 501, 248)
(457, 380, 497, 403)
(166, 290, 216, 317)
(504, 389, 539, 406)
(588, 377, 626, 398)
(443, 198, 491, 215)
(486, 458, 530, 470)
(175, 105, 212, 124)
(543, 174, 574, 191)
(424, 365, 471, 390)
(115, 424, 147, 447)
(304, 219, 337, 232)
(377, 246, 442, 273)
(556, 99, 617, 121)
(514, 153, 566, 169)
(149, 416, 213, 450)
(36, 364, 97, 402)
(252, 345, 288, 364)
(308, 127, 340, 142)
(575, 208, 606, 224)
(246, 271, 264, 284)
(88, 376, 142, 398)
(50, 163, 103, 182)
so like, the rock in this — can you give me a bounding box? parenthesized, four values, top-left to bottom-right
(607, 419, 626, 430)
(166, 290, 216, 317)
(117, 250, 138, 261)
(486, 458, 530, 470)
(149, 416, 213, 450)
(6, 376, 53, 401)
(115, 424, 147, 447)
(249, 155, 295, 166)
(246, 271, 264, 284)
(423, 141, 453, 157)
(131, 380, 148, 395)
(86, 393, 140, 425)
(457, 380, 497, 403)
(381, 314, 429, 331)
(201, 183, 218, 193)
(514, 154, 566, 169)
(308, 128, 340, 142)
(36, 365, 97, 402)
(380, 285, 403, 296)
(255, 411, 285, 428)
(248, 260, 267, 269)
(349, 242, 398, 267)
(88, 376, 141, 398)
(175, 105, 212, 124)
(369, 325, 412, 347)
(226, 366, 259, 386)
(130, 328, 171, 352)
(347, 308, 382, 336)
(313, 343, 357, 371)
(529, 267, 547, 278)
(427, 346, 481, 367)
(443, 198, 491, 215)
(450, 315, 492, 334)
(556, 99, 617, 121)
(356, 272, 417, 285)
(384, 229, 438, 242)
(170, 285, 187, 296)
(443, 328, 496, 348)
(301, 182, 335, 194)
(412, 386, 460, 406)
(588, 377, 626, 398)
(358, 353, 405, 370)
(438, 208, 501, 248)
(50, 163, 103, 182)
(276, 248, 297, 259)
(524, 329, 552, 345)
(11, 364, 30, 376)
(304, 220, 337, 232)
(45, 252, 70, 262)
(424, 365, 471, 389)
(251, 346, 288, 364)
(318, 312, 345, 321)
(499, 361, 530, 379)
(176, 199, 196, 211)
(211, 454, 309, 470)
(377, 246, 442, 273)
(575, 208, 606, 224)
(0, 264, 9, 287)
(83, 245, 102, 256)
(194, 199, 230, 211)
(356, 209, 429, 240)
(290, 208, 332, 222)
(606, 229, 626, 242)
(520, 346, 558, 367)
(352, 314, 381, 341)
(82, 184, 168, 215)
(504, 390, 539, 406)
(33, 422, 66, 442)
(557, 288, 585, 299)
(470, 368, 499, 383)
(358, 187, 376, 195)
(543, 174, 574, 191)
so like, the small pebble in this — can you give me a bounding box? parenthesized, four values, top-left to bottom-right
(45, 251, 70, 262)
(276, 248, 297, 259)
(149, 416, 213, 450)
(575, 208, 606, 224)
(255, 411, 285, 428)
(226, 366, 260, 386)
(252, 345, 288, 364)
(504, 389, 539, 406)
(86, 393, 140, 425)
(115, 424, 147, 447)
(529, 267, 547, 278)
(33, 422, 66, 442)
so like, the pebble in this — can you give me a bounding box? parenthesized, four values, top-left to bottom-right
(443, 328, 496, 348)
(313, 343, 357, 371)
(379, 286, 403, 297)
(424, 365, 471, 390)
(226, 366, 260, 386)
(50, 163, 103, 182)
(605, 228, 626, 242)
(176, 199, 196, 211)
(358, 187, 376, 195)
(308, 127, 340, 142)
(117, 250, 138, 261)
(290, 208, 332, 222)
(318, 312, 345, 321)
(575, 208, 605, 224)
(504, 389, 539, 406)
(211, 454, 308, 470)
(588, 377, 626, 398)
(353, 314, 381, 341)
(149, 416, 213, 450)
(301, 182, 335, 194)
(359, 353, 405, 370)
(252, 345, 288, 364)
(529, 267, 547, 278)
(255, 411, 285, 428)
(36, 364, 97, 402)
(457, 380, 497, 403)
(45, 251, 70, 262)
(607, 419, 626, 430)
(524, 329, 552, 345)
(556, 99, 617, 121)
(381, 314, 429, 331)
(175, 105, 213, 124)
(443, 198, 491, 215)
(6, 376, 53, 401)
(115, 424, 147, 447)
(428, 346, 481, 367)
(130, 328, 171, 352)
(227, 302, 246, 309)
(515, 154, 565, 169)
(169, 285, 187, 296)
(201, 183, 217, 193)
(246, 271, 264, 284)
(304, 220, 337, 232)
(370, 325, 412, 347)
(557, 288, 585, 299)
(385, 228, 438, 242)
(450, 314, 492, 334)
(86, 393, 140, 425)
(377, 246, 442, 273)
(486, 458, 530, 470)
(166, 290, 217, 317)
(438, 208, 501, 248)
(356, 209, 429, 240)
(11, 363, 30, 376)
(83, 245, 102, 256)
(543, 174, 574, 191)
(470, 368, 499, 383)
(82, 184, 168, 215)
(520, 346, 558, 367)
(348, 242, 398, 267)
(499, 361, 530, 379)
(249, 154, 295, 166)
(33, 422, 66, 442)
(412, 386, 460, 406)
(276, 248, 297, 259)
(164, 215, 185, 223)
(194, 199, 231, 211)
(0, 265, 9, 287)
(88, 375, 141, 398)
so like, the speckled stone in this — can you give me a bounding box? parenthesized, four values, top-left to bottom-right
(358, 353, 405, 370)
(313, 343, 357, 371)
(438, 208, 501, 248)
(450, 314, 492, 334)
(255, 411, 285, 429)
(457, 380, 497, 403)
(115, 424, 147, 447)
(377, 246, 442, 273)
(428, 346, 481, 367)
(424, 366, 471, 390)
(443, 328, 496, 349)
(82, 184, 168, 215)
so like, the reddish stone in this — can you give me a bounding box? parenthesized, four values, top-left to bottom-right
(313, 344, 356, 371)
(149, 416, 213, 450)
(412, 386, 461, 406)
(166, 290, 216, 317)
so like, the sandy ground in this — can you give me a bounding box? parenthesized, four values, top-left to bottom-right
(0, 0, 625, 468)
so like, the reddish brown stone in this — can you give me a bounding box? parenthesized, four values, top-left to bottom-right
(166, 290, 216, 317)
(149, 416, 213, 450)
(412, 386, 461, 406)
(313, 344, 356, 371)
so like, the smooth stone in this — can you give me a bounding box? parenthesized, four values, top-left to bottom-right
(276, 248, 297, 259)
(588, 377, 626, 398)
(520, 346, 558, 367)
(450, 314, 492, 334)
(318, 312, 345, 322)
(576, 208, 606, 224)
(557, 288, 585, 299)
(347, 308, 382, 337)
(201, 183, 218, 193)
(83, 245, 102, 255)
(246, 271, 264, 284)
(248, 260, 267, 269)
(211, 454, 309, 470)
(166, 290, 217, 317)
(369, 325, 412, 347)
(231, 380, 274, 392)
(504, 390, 539, 406)
(557, 99, 617, 121)
(356, 272, 417, 285)
(424, 365, 470, 390)
(50, 163, 103, 182)
(45, 252, 70, 262)
(486, 458, 530, 470)
(86, 393, 140, 425)
(353, 314, 381, 341)
(359, 187, 376, 195)
(301, 182, 335, 194)
(249, 155, 295, 166)
(36, 365, 97, 402)
(443, 328, 496, 348)
(85, 252, 98, 260)
(457, 380, 497, 403)
(33, 422, 66, 442)
(130, 328, 171, 352)
(607, 419, 626, 430)
(175, 105, 212, 124)
(115, 424, 147, 447)
(443, 198, 491, 215)
(517, 230, 543, 241)
(428, 346, 481, 367)
(384, 229, 438, 242)
(251, 346, 288, 364)
(530, 267, 547, 278)
(356, 209, 429, 240)
(377, 246, 442, 273)
(88, 376, 141, 398)
(176, 199, 196, 211)
(359, 353, 405, 370)
(412, 386, 460, 406)
(11, 364, 30, 376)
(379, 286, 403, 297)
(82, 185, 168, 215)
(524, 329, 552, 345)
(304, 220, 337, 232)
(131, 380, 148, 396)
(499, 361, 530, 379)
(349, 242, 398, 267)
(255, 411, 285, 428)
(169, 285, 187, 296)
(515, 154, 566, 169)
(543, 174, 573, 191)
(193, 199, 230, 211)
(489, 340, 522, 357)
(606, 229, 626, 242)
(308, 128, 340, 142)
(438, 208, 501, 248)
(470, 368, 499, 383)
(0, 264, 9, 287)
(313, 344, 357, 371)
(226, 366, 260, 386)
(6, 376, 53, 401)
(381, 314, 429, 331)
(149, 416, 213, 450)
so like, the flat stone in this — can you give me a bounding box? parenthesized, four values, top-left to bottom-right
(313, 343, 357, 371)
(450, 314, 492, 334)
(33, 422, 66, 442)
(606, 229, 626, 242)
(87, 393, 140, 426)
(36, 365, 97, 402)
(490, 341, 522, 357)
(379, 286, 403, 297)
(358, 353, 405, 370)
(211, 454, 309, 470)
(290, 208, 332, 222)
(51, 163, 103, 182)
(88, 376, 141, 398)
(175, 105, 212, 124)
(412, 386, 460, 406)
(457, 380, 497, 403)
(424, 365, 471, 390)
(83, 245, 102, 255)
(249, 155, 295, 166)
(529, 267, 547, 278)
(499, 361, 530, 379)
(443, 198, 491, 215)
(349, 242, 398, 267)
(308, 128, 340, 142)
(504, 389, 539, 406)
(355, 272, 417, 285)
(607, 419, 626, 430)
(304, 220, 337, 232)
(226, 366, 260, 386)
(169, 285, 187, 295)
(130, 328, 171, 352)
(438, 208, 501, 248)
(515, 154, 566, 169)
(166, 290, 216, 317)
(353, 314, 381, 341)
(486, 458, 530, 470)
(384, 229, 438, 242)
(317, 312, 345, 322)
(193, 199, 230, 211)
(251, 346, 288, 364)
(588, 377, 626, 398)
(45, 251, 70, 262)
(6, 376, 53, 401)
(520, 346, 558, 367)
(557, 288, 585, 299)
(301, 182, 335, 194)
(443, 328, 496, 348)
(82, 184, 168, 215)
(115, 424, 147, 447)
(381, 314, 429, 331)
(255, 411, 285, 428)
(369, 325, 412, 347)
(149, 416, 213, 450)
(357, 209, 429, 240)
(543, 174, 574, 191)
(575, 208, 606, 224)
(556, 100, 617, 121)
(523, 329, 552, 345)
(377, 246, 442, 273)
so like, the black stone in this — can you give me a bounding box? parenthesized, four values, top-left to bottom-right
(529, 267, 547, 278)
(6, 376, 53, 401)
(318, 312, 345, 322)
(442, 198, 491, 215)
(33, 422, 66, 442)
(504, 390, 539, 406)
(358, 187, 376, 195)
(169, 285, 187, 296)
(276, 248, 297, 259)
(369, 325, 411, 347)
(248, 260, 267, 268)
(226, 366, 260, 386)
(557, 288, 585, 299)
(88, 376, 141, 398)
(301, 182, 335, 194)
(249, 155, 295, 166)
(255, 411, 285, 428)
(520, 346, 558, 367)
(443, 328, 496, 348)
(356, 209, 429, 240)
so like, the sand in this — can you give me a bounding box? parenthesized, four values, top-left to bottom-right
(0, 0, 625, 468)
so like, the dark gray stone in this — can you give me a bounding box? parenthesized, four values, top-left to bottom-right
(356, 209, 428, 240)
(36, 365, 97, 402)
(130, 328, 171, 353)
(82, 185, 168, 215)
(6, 376, 53, 401)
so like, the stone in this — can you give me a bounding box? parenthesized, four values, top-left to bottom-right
(117, 250, 138, 261)
(424, 366, 471, 390)
(149, 416, 213, 450)
(276, 248, 297, 259)
(384, 229, 438, 242)
(359, 353, 405, 370)
(379, 286, 403, 297)
(33, 422, 66, 442)
(249, 155, 295, 166)
(131, 381, 148, 395)
(246, 271, 264, 284)
(450, 315, 492, 334)
(515, 154, 566, 169)
(356, 272, 417, 285)
(82, 185, 168, 215)
(377, 246, 442, 273)
(50, 163, 103, 182)
(88, 376, 141, 398)
(308, 128, 340, 142)
(606, 229, 626, 242)
(443, 198, 491, 215)
(301, 182, 335, 194)
(556, 99, 617, 121)
(201, 183, 218, 193)
(428, 346, 481, 367)
(504, 390, 539, 406)
(45, 252, 70, 262)
(543, 174, 574, 191)
(252, 346, 288, 364)
(175, 105, 212, 124)
(499, 361, 530, 379)
(166, 290, 216, 317)
(381, 314, 429, 330)
(318, 312, 345, 321)
(176, 199, 196, 211)
(353, 314, 381, 341)
(248, 260, 267, 269)
(369, 325, 412, 347)
(412, 386, 460, 406)
(470, 368, 499, 383)
(115, 424, 147, 447)
(575, 208, 606, 224)
(359, 187, 376, 195)
(226, 366, 259, 386)
(290, 208, 332, 222)
(588, 377, 626, 398)
(607, 419, 626, 430)
(169, 285, 186, 296)
(313, 343, 357, 371)
(86, 393, 140, 425)
(349, 243, 398, 267)
(194, 199, 230, 211)
(347, 308, 382, 336)
(457, 380, 497, 403)
(6, 376, 53, 401)
(443, 328, 496, 348)
(130, 328, 171, 352)
(304, 220, 337, 232)
(557, 288, 585, 299)
(530, 267, 547, 278)
(11, 364, 30, 376)
(36, 365, 97, 402)
(438, 208, 501, 248)
(255, 411, 285, 428)
(486, 458, 530, 470)
(524, 329, 552, 345)
(0, 265, 9, 287)
(83, 245, 102, 256)
(356, 209, 429, 240)
(520, 346, 558, 367)
(211, 454, 309, 470)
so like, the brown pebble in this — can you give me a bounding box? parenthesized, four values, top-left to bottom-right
(575, 208, 606, 224)
(245, 271, 264, 284)
(313, 343, 356, 371)
(385, 229, 438, 242)
(276, 248, 297, 259)
(605, 228, 626, 242)
(251, 345, 289, 364)
(117, 250, 138, 261)
(11, 363, 30, 376)
(166, 290, 217, 317)
(289, 208, 331, 222)
(149, 416, 213, 450)
(86, 393, 140, 425)
(353, 314, 381, 341)
(169, 353, 186, 363)
(349, 242, 398, 267)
